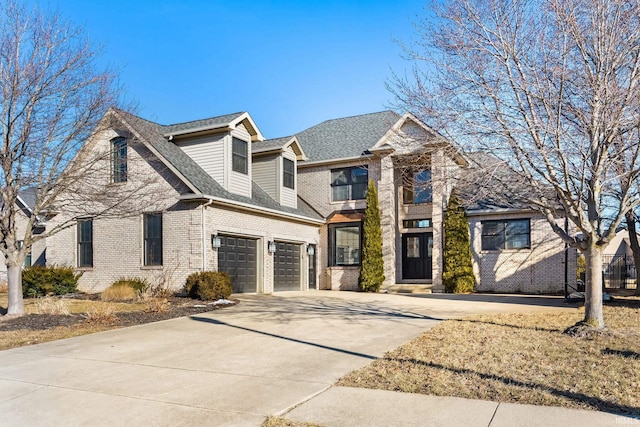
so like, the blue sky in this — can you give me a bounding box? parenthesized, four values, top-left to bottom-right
(37, 0, 427, 137)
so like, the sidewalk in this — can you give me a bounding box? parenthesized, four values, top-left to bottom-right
(282, 386, 634, 427)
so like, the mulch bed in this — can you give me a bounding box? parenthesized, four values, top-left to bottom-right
(0, 296, 235, 331)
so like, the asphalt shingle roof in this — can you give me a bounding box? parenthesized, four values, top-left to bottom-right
(458, 152, 547, 212)
(252, 136, 293, 154)
(162, 112, 245, 135)
(294, 111, 400, 162)
(113, 109, 322, 221)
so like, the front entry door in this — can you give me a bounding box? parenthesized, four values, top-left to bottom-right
(402, 233, 433, 280)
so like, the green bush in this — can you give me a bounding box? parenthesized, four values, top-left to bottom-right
(442, 190, 475, 293)
(185, 271, 232, 301)
(110, 277, 150, 293)
(22, 265, 81, 298)
(358, 179, 385, 292)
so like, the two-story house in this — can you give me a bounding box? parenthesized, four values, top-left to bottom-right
(46, 109, 324, 293)
(294, 111, 467, 291)
(293, 112, 576, 293)
(44, 108, 574, 295)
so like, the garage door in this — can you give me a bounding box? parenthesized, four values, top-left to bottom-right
(273, 241, 301, 291)
(218, 235, 257, 293)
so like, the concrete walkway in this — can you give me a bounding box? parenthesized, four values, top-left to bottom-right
(0, 291, 631, 426)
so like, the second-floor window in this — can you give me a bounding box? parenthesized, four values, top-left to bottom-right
(283, 158, 295, 189)
(232, 137, 248, 174)
(77, 219, 93, 268)
(331, 166, 368, 201)
(112, 137, 127, 183)
(481, 219, 531, 250)
(403, 169, 432, 204)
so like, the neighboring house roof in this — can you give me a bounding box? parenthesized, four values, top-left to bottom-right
(111, 109, 323, 222)
(294, 111, 401, 162)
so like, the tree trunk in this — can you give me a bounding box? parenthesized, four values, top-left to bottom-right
(584, 244, 605, 328)
(625, 212, 640, 296)
(6, 263, 24, 315)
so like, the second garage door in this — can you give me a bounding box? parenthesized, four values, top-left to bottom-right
(218, 235, 257, 293)
(273, 241, 301, 291)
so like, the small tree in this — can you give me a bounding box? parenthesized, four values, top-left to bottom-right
(442, 190, 475, 293)
(358, 180, 385, 292)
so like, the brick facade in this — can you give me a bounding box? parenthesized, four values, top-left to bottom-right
(468, 212, 577, 293)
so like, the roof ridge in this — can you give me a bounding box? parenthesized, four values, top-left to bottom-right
(310, 110, 397, 127)
(162, 111, 245, 128)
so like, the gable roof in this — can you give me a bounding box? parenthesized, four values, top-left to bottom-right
(294, 111, 401, 162)
(162, 112, 264, 141)
(111, 109, 323, 222)
(252, 136, 307, 160)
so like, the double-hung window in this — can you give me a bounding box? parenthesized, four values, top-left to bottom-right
(112, 137, 127, 183)
(481, 219, 531, 250)
(403, 169, 432, 204)
(328, 223, 362, 266)
(283, 158, 295, 189)
(77, 219, 93, 268)
(144, 213, 163, 266)
(232, 137, 248, 174)
(331, 166, 368, 201)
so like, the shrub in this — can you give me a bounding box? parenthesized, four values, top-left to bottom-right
(358, 180, 385, 292)
(442, 190, 475, 293)
(110, 277, 149, 293)
(184, 271, 232, 301)
(143, 297, 169, 313)
(84, 303, 117, 325)
(101, 283, 138, 302)
(35, 297, 70, 315)
(22, 265, 81, 298)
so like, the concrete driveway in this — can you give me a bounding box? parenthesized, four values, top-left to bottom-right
(0, 291, 576, 426)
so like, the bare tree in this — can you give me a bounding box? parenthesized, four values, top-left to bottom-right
(0, 1, 154, 316)
(391, 0, 640, 328)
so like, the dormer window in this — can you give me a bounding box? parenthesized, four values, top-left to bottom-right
(112, 137, 127, 183)
(232, 137, 248, 174)
(283, 158, 295, 189)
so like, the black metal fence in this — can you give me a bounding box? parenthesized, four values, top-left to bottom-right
(603, 255, 637, 289)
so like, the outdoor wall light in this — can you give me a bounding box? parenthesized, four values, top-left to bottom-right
(268, 241, 277, 254)
(211, 234, 221, 249)
(307, 244, 315, 256)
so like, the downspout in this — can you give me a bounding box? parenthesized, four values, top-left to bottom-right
(202, 200, 214, 271)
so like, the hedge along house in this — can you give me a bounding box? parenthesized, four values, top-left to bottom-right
(46, 109, 323, 294)
(293, 111, 468, 292)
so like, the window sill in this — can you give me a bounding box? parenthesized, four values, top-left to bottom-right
(76, 267, 94, 271)
(481, 249, 532, 253)
(140, 265, 163, 270)
(328, 265, 361, 268)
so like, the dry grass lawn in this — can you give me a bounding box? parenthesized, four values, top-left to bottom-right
(0, 293, 149, 350)
(339, 299, 640, 416)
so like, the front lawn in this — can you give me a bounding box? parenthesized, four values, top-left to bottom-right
(0, 290, 234, 351)
(338, 298, 640, 416)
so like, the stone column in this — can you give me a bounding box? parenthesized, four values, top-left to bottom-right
(379, 155, 397, 287)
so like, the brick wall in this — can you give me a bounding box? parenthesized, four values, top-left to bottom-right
(469, 212, 577, 293)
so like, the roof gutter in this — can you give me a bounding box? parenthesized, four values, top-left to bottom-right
(297, 154, 374, 168)
(180, 194, 325, 225)
(465, 208, 537, 217)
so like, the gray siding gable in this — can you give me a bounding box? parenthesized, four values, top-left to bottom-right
(294, 111, 400, 162)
